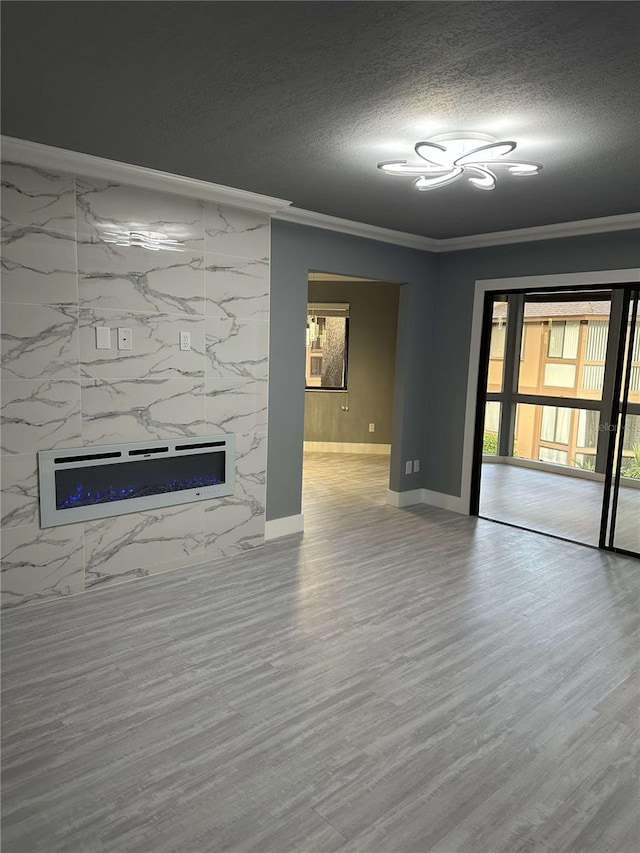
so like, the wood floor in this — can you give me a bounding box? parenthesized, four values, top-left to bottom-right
(480, 462, 640, 553)
(2, 452, 639, 852)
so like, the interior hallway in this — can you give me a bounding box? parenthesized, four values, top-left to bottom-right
(1, 453, 638, 852)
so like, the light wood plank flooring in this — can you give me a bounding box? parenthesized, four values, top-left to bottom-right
(480, 462, 640, 553)
(1, 452, 638, 852)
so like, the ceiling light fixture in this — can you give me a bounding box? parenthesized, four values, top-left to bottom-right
(378, 132, 542, 192)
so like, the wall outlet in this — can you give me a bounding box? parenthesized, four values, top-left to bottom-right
(368, 423, 375, 432)
(405, 460, 412, 475)
(413, 459, 420, 473)
(95, 326, 111, 350)
(117, 327, 132, 350)
(179, 331, 191, 351)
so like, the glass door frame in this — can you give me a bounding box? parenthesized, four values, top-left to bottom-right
(470, 281, 639, 557)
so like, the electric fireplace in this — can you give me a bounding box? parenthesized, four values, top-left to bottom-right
(38, 435, 235, 528)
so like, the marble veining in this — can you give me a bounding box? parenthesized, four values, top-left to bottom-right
(1, 379, 82, 456)
(1, 159, 270, 609)
(78, 237, 205, 315)
(76, 178, 204, 250)
(79, 309, 205, 380)
(0, 523, 84, 608)
(1, 302, 79, 380)
(205, 316, 269, 381)
(81, 377, 206, 445)
(84, 503, 204, 588)
(1, 224, 78, 305)
(0, 454, 39, 528)
(204, 204, 270, 260)
(204, 491, 266, 556)
(205, 378, 268, 435)
(205, 254, 268, 320)
(1, 161, 76, 232)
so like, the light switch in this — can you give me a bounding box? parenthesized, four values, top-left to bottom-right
(117, 327, 132, 350)
(95, 326, 111, 350)
(179, 331, 191, 351)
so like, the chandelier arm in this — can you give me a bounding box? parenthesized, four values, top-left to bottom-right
(453, 140, 517, 166)
(414, 167, 463, 191)
(465, 165, 496, 191)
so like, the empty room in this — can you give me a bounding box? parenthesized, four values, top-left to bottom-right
(1, 2, 639, 852)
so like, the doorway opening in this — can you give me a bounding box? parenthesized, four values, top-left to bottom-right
(302, 271, 401, 527)
(472, 284, 640, 557)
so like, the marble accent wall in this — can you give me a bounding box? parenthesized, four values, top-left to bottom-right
(1, 161, 270, 608)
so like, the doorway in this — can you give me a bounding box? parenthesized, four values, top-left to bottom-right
(472, 284, 640, 557)
(302, 271, 401, 524)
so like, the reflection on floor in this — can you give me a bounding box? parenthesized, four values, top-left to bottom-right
(480, 462, 640, 553)
(2, 452, 639, 851)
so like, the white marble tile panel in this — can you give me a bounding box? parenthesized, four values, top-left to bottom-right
(1, 302, 79, 380)
(76, 178, 204, 250)
(205, 378, 268, 435)
(1, 224, 78, 305)
(205, 316, 268, 381)
(84, 503, 204, 589)
(78, 237, 205, 315)
(81, 377, 205, 445)
(1, 161, 76, 232)
(1, 379, 82, 455)
(204, 205, 270, 260)
(79, 309, 205, 380)
(1, 523, 85, 609)
(204, 491, 265, 557)
(235, 430, 268, 488)
(1, 454, 39, 528)
(204, 253, 268, 320)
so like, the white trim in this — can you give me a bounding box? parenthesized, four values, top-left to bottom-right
(275, 205, 638, 253)
(274, 206, 439, 251)
(435, 213, 640, 252)
(265, 514, 304, 540)
(460, 268, 640, 513)
(1, 136, 292, 216)
(304, 441, 391, 454)
(3, 136, 637, 249)
(387, 488, 468, 513)
(421, 489, 468, 514)
(387, 488, 423, 508)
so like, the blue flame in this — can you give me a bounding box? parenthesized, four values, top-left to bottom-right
(57, 475, 222, 510)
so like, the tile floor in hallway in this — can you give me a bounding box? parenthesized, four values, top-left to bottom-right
(1, 452, 638, 852)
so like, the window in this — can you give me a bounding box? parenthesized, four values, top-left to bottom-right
(305, 303, 349, 389)
(540, 406, 571, 445)
(548, 321, 579, 359)
(539, 447, 568, 465)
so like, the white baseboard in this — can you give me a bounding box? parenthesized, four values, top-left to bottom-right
(304, 441, 391, 454)
(265, 514, 304, 540)
(421, 489, 468, 515)
(387, 488, 423, 508)
(387, 488, 468, 514)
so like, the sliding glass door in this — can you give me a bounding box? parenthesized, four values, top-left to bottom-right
(601, 289, 640, 555)
(474, 284, 639, 557)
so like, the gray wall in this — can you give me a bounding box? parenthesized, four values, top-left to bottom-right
(304, 280, 400, 445)
(427, 230, 640, 497)
(268, 221, 436, 521)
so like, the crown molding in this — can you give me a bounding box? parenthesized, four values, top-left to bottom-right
(0, 136, 293, 216)
(2, 135, 637, 249)
(272, 206, 440, 251)
(434, 212, 640, 252)
(276, 206, 639, 253)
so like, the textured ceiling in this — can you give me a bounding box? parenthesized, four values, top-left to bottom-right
(2, 1, 639, 238)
